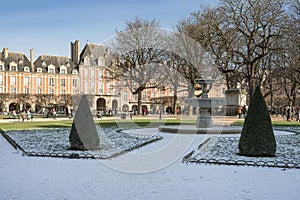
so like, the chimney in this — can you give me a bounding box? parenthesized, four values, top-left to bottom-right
(71, 40, 80, 65)
(30, 49, 35, 72)
(3, 48, 8, 59)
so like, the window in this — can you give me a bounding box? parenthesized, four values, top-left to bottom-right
(98, 58, 105, 66)
(37, 88, 42, 94)
(49, 68, 55, 73)
(91, 81, 95, 94)
(24, 67, 30, 72)
(72, 89, 77, 95)
(10, 76, 16, 85)
(0, 64, 4, 71)
(61, 89, 65, 94)
(84, 81, 89, 94)
(72, 79, 77, 87)
(84, 68, 89, 78)
(24, 88, 30, 94)
(49, 78, 54, 86)
(123, 91, 128, 101)
(36, 77, 42, 86)
(142, 92, 146, 101)
(98, 82, 103, 94)
(11, 88, 16, 94)
(10, 66, 17, 71)
(61, 79, 66, 87)
(24, 77, 30, 86)
(37, 68, 43, 73)
(107, 84, 110, 94)
(98, 70, 103, 79)
(60, 69, 66, 74)
(0, 74, 3, 85)
(91, 69, 95, 78)
(72, 70, 77, 74)
(84, 57, 90, 65)
(0, 87, 3, 93)
(49, 88, 54, 94)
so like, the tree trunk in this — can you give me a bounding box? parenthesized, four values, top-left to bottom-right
(137, 90, 142, 115)
(173, 93, 177, 114)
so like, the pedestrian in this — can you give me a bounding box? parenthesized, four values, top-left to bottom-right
(242, 105, 247, 118)
(26, 110, 32, 120)
(237, 106, 242, 118)
(286, 106, 291, 121)
(22, 110, 27, 122)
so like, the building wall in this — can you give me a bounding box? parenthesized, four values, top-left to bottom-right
(0, 49, 79, 114)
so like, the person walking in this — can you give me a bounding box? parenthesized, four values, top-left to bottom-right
(237, 106, 242, 118)
(22, 110, 27, 122)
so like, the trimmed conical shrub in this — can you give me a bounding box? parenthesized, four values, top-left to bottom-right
(238, 86, 276, 157)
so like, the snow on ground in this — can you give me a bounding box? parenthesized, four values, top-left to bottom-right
(0, 128, 300, 200)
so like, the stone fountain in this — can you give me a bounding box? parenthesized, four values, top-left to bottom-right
(185, 79, 224, 128)
(158, 79, 242, 134)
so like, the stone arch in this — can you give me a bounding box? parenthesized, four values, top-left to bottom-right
(0, 101, 3, 113)
(23, 102, 31, 111)
(142, 105, 148, 115)
(9, 102, 18, 111)
(132, 105, 138, 115)
(35, 103, 44, 114)
(96, 98, 106, 112)
(166, 106, 173, 114)
(122, 104, 129, 112)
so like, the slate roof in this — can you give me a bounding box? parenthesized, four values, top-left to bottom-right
(34, 55, 77, 74)
(79, 43, 111, 66)
(0, 51, 32, 72)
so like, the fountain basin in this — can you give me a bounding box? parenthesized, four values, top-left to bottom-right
(158, 125, 242, 134)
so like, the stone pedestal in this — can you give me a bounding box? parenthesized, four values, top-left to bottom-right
(185, 79, 225, 128)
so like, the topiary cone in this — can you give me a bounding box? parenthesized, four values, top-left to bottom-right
(238, 86, 276, 157)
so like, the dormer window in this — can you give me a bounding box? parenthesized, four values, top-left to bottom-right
(0, 64, 3, 71)
(98, 58, 105, 66)
(60, 66, 67, 74)
(72, 70, 78, 74)
(37, 68, 43, 73)
(10, 65, 17, 71)
(84, 57, 90, 66)
(24, 66, 30, 72)
(42, 60, 46, 67)
(19, 59, 23, 64)
(48, 65, 55, 73)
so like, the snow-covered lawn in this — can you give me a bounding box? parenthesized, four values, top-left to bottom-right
(4, 128, 161, 159)
(1, 127, 300, 200)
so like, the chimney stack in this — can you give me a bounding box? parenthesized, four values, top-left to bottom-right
(71, 40, 80, 65)
(30, 49, 35, 72)
(3, 48, 8, 59)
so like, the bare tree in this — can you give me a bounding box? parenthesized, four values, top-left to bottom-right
(180, 0, 290, 98)
(108, 18, 167, 115)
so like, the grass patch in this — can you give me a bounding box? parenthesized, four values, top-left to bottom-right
(0, 118, 194, 131)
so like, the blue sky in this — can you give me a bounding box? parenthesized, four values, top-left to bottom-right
(0, 0, 218, 58)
